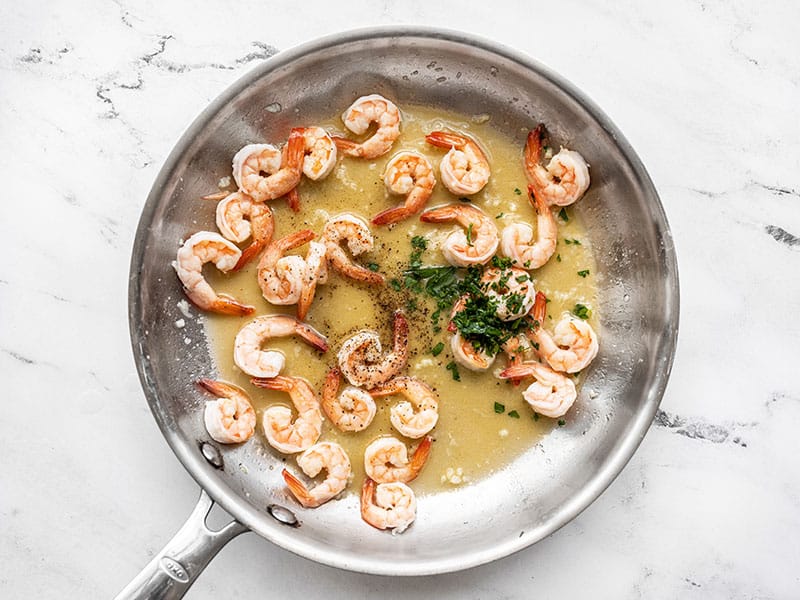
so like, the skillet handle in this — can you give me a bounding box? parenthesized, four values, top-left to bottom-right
(114, 489, 248, 600)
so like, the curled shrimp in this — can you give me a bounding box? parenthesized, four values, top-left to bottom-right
(282, 441, 351, 508)
(215, 192, 275, 270)
(361, 478, 416, 533)
(298, 126, 337, 180)
(297, 240, 328, 321)
(257, 229, 316, 306)
(173, 231, 255, 316)
(425, 130, 491, 196)
(364, 436, 432, 484)
(530, 292, 598, 373)
(252, 375, 323, 454)
(501, 184, 557, 269)
(331, 94, 401, 159)
(419, 204, 499, 266)
(498, 361, 577, 418)
(233, 315, 328, 378)
(448, 295, 495, 371)
(481, 266, 536, 321)
(198, 379, 256, 444)
(524, 124, 590, 207)
(232, 128, 304, 204)
(369, 376, 439, 439)
(320, 368, 376, 432)
(372, 151, 436, 225)
(322, 214, 385, 285)
(338, 310, 409, 389)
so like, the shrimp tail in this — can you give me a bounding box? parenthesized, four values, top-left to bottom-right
(524, 124, 546, 175)
(200, 191, 230, 201)
(372, 206, 411, 226)
(295, 321, 329, 353)
(393, 310, 409, 353)
(532, 291, 547, 324)
(528, 184, 548, 214)
(330, 136, 359, 154)
(285, 187, 300, 212)
(425, 131, 463, 150)
(498, 364, 536, 380)
(232, 240, 266, 271)
(282, 229, 316, 251)
(282, 468, 317, 508)
(250, 375, 292, 391)
(197, 378, 236, 397)
(418, 206, 449, 223)
(409, 436, 433, 478)
(194, 293, 255, 316)
(361, 477, 376, 516)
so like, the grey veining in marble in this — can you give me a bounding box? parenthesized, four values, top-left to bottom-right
(1, 0, 798, 598)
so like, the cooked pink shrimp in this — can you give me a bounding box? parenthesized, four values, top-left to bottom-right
(337, 310, 409, 389)
(298, 126, 338, 180)
(364, 436, 432, 484)
(322, 214, 385, 285)
(215, 192, 275, 271)
(498, 361, 577, 418)
(426, 130, 491, 195)
(282, 441, 351, 508)
(448, 295, 495, 371)
(331, 94, 401, 159)
(500, 184, 557, 269)
(529, 292, 598, 373)
(524, 124, 590, 207)
(419, 204, 499, 266)
(198, 379, 256, 444)
(369, 376, 439, 439)
(251, 375, 323, 454)
(481, 266, 536, 321)
(232, 128, 304, 203)
(373, 151, 436, 225)
(173, 231, 255, 316)
(320, 368, 376, 432)
(297, 240, 328, 321)
(361, 478, 416, 533)
(257, 229, 316, 306)
(233, 315, 328, 378)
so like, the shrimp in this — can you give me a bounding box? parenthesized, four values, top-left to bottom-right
(364, 436, 432, 484)
(425, 130, 491, 196)
(251, 375, 323, 454)
(360, 479, 416, 533)
(331, 94, 401, 159)
(500, 184, 557, 269)
(173, 231, 255, 316)
(524, 124, 590, 207)
(198, 379, 256, 444)
(498, 361, 577, 418)
(215, 192, 275, 270)
(281, 441, 351, 508)
(232, 128, 304, 203)
(297, 241, 328, 321)
(233, 315, 328, 378)
(369, 376, 439, 439)
(448, 295, 495, 371)
(372, 151, 436, 225)
(337, 310, 409, 389)
(257, 229, 315, 306)
(529, 292, 598, 373)
(320, 367, 376, 432)
(419, 204, 499, 266)
(322, 214, 385, 285)
(481, 266, 536, 321)
(298, 126, 337, 180)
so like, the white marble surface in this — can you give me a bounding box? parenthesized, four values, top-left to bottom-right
(2, 1, 799, 598)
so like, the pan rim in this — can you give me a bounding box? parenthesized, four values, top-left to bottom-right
(128, 25, 679, 576)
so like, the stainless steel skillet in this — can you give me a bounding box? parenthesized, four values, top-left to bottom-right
(119, 26, 679, 599)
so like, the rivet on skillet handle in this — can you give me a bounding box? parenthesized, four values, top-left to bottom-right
(114, 489, 248, 600)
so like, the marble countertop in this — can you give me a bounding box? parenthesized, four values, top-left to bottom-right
(2, 1, 798, 598)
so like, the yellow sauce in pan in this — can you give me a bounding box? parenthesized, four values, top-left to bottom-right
(205, 105, 598, 494)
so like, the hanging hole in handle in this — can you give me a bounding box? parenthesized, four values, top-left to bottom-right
(267, 504, 299, 527)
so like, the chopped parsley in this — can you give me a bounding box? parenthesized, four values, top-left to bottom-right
(577, 269, 590, 278)
(495, 212, 504, 219)
(515, 274, 530, 283)
(389, 278, 403, 292)
(431, 342, 444, 356)
(573, 303, 591, 320)
(494, 402, 505, 414)
(558, 419, 566, 427)
(558, 207, 569, 222)
(532, 412, 540, 421)
(466, 223, 474, 246)
(445, 361, 461, 381)
(513, 187, 522, 195)
(508, 410, 520, 419)
(563, 238, 582, 246)
(367, 262, 380, 272)
(556, 254, 562, 262)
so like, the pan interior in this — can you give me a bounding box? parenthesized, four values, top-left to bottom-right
(130, 29, 677, 575)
